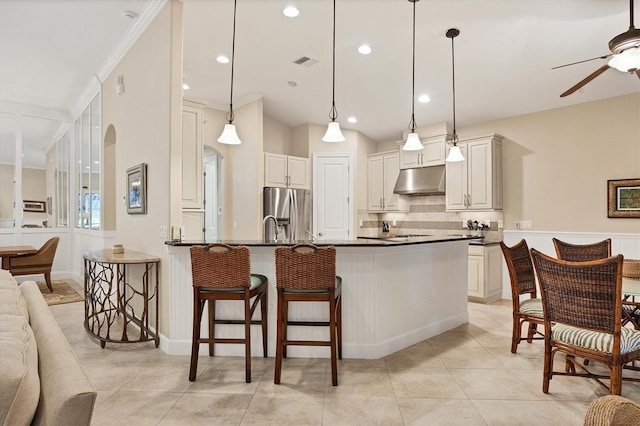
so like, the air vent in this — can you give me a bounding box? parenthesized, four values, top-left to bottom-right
(293, 56, 318, 67)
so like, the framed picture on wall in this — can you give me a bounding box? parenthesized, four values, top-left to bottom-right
(23, 200, 46, 212)
(607, 178, 640, 218)
(126, 163, 147, 214)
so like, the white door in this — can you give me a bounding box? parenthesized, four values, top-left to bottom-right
(313, 154, 352, 240)
(204, 153, 218, 240)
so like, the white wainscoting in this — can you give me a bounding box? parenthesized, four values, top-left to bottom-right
(164, 241, 470, 359)
(501, 231, 640, 299)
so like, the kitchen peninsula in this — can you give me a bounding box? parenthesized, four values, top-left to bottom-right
(165, 236, 473, 359)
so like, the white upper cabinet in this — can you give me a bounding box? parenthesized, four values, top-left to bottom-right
(265, 153, 309, 189)
(182, 103, 204, 209)
(367, 151, 408, 212)
(446, 134, 503, 211)
(399, 135, 447, 169)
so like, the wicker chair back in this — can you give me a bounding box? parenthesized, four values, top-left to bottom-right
(500, 239, 537, 297)
(552, 238, 611, 262)
(190, 244, 251, 289)
(275, 244, 336, 290)
(531, 249, 623, 334)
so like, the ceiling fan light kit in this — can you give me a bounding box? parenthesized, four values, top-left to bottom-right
(218, 0, 242, 145)
(402, 0, 424, 152)
(558, 0, 640, 97)
(322, 0, 345, 143)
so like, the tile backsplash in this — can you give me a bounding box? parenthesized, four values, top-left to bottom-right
(357, 195, 503, 240)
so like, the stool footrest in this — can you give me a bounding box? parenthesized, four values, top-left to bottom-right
(286, 320, 330, 327)
(214, 319, 264, 325)
(199, 338, 246, 344)
(283, 339, 331, 347)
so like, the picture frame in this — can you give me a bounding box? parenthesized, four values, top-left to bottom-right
(23, 200, 46, 213)
(607, 178, 640, 218)
(126, 163, 147, 214)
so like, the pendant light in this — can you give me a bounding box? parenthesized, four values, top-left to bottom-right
(322, 0, 345, 142)
(218, 0, 241, 145)
(403, 0, 424, 151)
(445, 28, 465, 162)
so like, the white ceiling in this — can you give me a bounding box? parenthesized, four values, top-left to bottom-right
(1, 0, 639, 157)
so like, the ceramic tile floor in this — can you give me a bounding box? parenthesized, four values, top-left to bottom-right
(50, 299, 640, 426)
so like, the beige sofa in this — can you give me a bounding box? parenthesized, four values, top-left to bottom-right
(0, 270, 96, 426)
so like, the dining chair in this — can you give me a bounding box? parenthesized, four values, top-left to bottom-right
(500, 240, 544, 353)
(188, 244, 268, 383)
(552, 237, 611, 262)
(8, 237, 59, 292)
(274, 244, 342, 386)
(531, 249, 640, 395)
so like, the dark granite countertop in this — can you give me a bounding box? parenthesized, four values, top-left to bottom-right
(165, 234, 476, 247)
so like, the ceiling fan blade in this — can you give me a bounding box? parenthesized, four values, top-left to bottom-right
(560, 64, 610, 97)
(552, 54, 610, 70)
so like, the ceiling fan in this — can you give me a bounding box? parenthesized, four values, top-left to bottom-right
(554, 0, 640, 97)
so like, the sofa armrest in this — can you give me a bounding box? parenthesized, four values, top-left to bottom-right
(20, 281, 96, 426)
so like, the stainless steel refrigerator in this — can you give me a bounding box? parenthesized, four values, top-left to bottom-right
(263, 187, 312, 241)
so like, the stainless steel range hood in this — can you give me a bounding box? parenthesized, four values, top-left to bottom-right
(393, 165, 446, 195)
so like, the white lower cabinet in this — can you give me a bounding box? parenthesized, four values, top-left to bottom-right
(467, 244, 502, 303)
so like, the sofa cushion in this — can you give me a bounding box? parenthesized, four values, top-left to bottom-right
(0, 271, 29, 321)
(0, 315, 40, 426)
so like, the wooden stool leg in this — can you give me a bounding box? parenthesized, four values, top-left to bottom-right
(511, 316, 521, 353)
(329, 294, 338, 386)
(44, 272, 53, 292)
(261, 290, 268, 358)
(189, 293, 203, 381)
(337, 295, 343, 360)
(244, 292, 252, 383)
(282, 296, 289, 359)
(208, 299, 215, 356)
(274, 290, 284, 384)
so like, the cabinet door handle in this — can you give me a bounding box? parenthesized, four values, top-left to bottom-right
(382, 198, 386, 209)
(467, 194, 471, 207)
(420, 152, 423, 165)
(464, 194, 468, 207)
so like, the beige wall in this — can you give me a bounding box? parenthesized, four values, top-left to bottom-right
(461, 93, 639, 234)
(101, 1, 177, 336)
(263, 115, 291, 154)
(0, 164, 15, 223)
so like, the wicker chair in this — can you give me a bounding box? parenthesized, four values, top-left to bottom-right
(8, 237, 59, 292)
(189, 244, 268, 383)
(552, 237, 611, 262)
(584, 395, 640, 426)
(531, 249, 640, 395)
(274, 244, 342, 386)
(500, 240, 544, 353)
(621, 259, 640, 330)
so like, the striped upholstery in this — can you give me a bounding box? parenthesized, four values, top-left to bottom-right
(552, 324, 640, 354)
(519, 298, 543, 318)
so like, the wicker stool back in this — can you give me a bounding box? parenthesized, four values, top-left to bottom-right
(188, 244, 268, 383)
(552, 238, 611, 262)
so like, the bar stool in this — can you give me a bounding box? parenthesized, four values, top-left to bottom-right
(274, 244, 342, 386)
(189, 244, 268, 383)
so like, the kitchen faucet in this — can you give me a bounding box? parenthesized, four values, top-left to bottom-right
(263, 215, 279, 240)
(305, 230, 318, 241)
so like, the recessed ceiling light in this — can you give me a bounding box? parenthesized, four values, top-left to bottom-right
(216, 55, 230, 64)
(288, 81, 297, 87)
(182, 82, 190, 90)
(283, 6, 299, 18)
(347, 116, 357, 123)
(357, 44, 372, 55)
(418, 94, 430, 103)
(122, 10, 138, 19)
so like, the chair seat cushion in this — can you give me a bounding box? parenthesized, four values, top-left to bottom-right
(552, 324, 640, 354)
(519, 298, 543, 318)
(283, 276, 342, 294)
(200, 274, 267, 292)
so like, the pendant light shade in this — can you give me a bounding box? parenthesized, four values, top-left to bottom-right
(403, 0, 423, 152)
(445, 28, 464, 162)
(218, 0, 241, 145)
(322, 0, 345, 143)
(218, 124, 241, 145)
